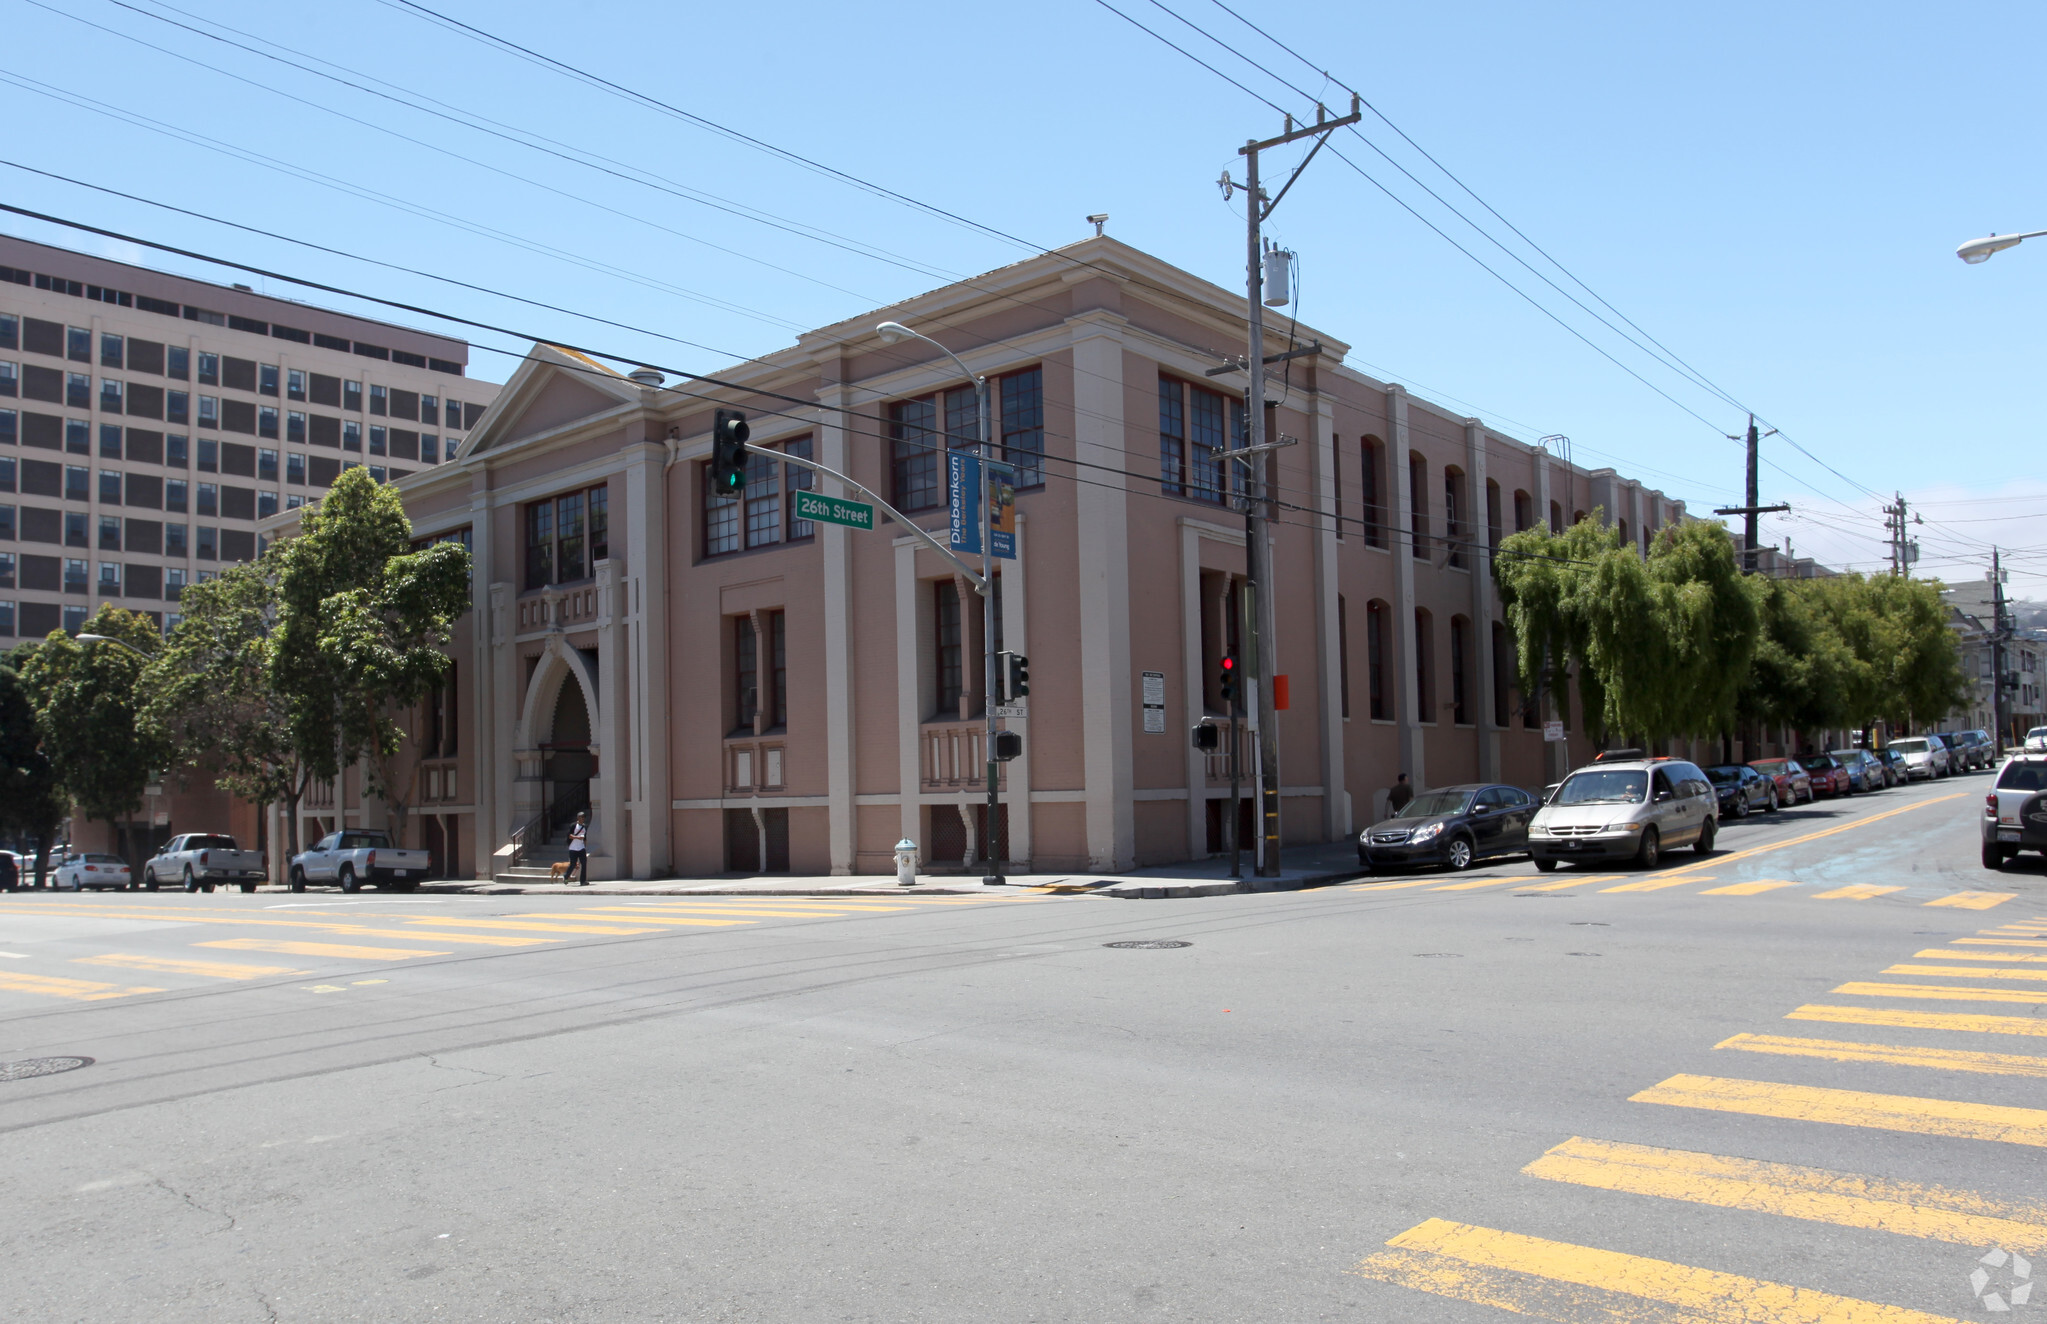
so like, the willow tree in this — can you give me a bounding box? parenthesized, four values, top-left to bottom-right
(271, 467, 470, 847)
(1496, 515, 1759, 749)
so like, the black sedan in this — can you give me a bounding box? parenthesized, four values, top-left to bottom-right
(1359, 783, 1539, 873)
(1704, 763, 1776, 817)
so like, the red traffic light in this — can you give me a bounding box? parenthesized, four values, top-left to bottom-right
(1220, 656, 1234, 670)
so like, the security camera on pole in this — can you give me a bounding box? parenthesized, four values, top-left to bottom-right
(1217, 99, 1360, 878)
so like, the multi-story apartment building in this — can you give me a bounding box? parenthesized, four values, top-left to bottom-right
(0, 235, 497, 642)
(281, 236, 1693, 881)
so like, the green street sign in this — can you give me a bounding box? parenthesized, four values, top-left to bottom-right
(793, 490, 875, 530)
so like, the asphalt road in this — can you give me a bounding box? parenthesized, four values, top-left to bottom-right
(2, 774, 2042, 1323)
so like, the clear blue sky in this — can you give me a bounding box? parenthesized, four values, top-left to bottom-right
(6, 0, 2044, 593)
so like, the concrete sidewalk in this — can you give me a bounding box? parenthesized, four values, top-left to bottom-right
(418, 837, 1367, 900)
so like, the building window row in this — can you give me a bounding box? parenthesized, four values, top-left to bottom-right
(887, 366, 1044, 514)
(523, 485, 610, 590)
(1158, 375, 1244, 506)
(704, 438, 812, 558)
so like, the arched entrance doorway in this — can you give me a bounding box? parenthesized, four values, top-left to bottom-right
(544, 678, 593, 828)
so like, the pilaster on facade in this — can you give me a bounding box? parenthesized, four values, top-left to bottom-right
(1387, 385, 1426, 788)
(1312, 395, 1349, 836)
(1466, 419, 1500, 783)
(1069, 319, 1135, 870)
(487, 578, 518, 860)
(893, 536, 923, 852)
(1005, 512, 1034, 870)
(815, 376, 859, 875)
(623, 439, 670, 879)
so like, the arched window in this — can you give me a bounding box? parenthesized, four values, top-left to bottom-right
(1409, 453, 1429, 559)
(1337, 594, 1351, 718)
(1360, 436, 1387, 548)
(1450, 615, 1473, 725)
(1444, 466, 1468, 568)
(1514, 489, 1533, 533)
(1414, 607, 1435, 722)
(1492, 621, 1513, 728)
(1549, 500, 1563, 535)
(1366, 599, 1390, 720)
(1486, 479, 1503, 554)
(1617, 518, 1630, 550)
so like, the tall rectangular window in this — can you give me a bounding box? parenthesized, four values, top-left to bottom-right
(344, 380, 362, 412)
(165, 479, 188, 513)
(555, 490, 585, 581)
(704, 465, 739, 556)
(744, 449, 779, 549)
(99, 515, 122, 550)
(100, 425, 122, 459)
(198, 352, 219, 386)
(587, 484, 607, 561)
(67, 327, 91, 362)
(1444, 469, 1466, 569)
(1361, 438, 1385, 548)
(369, 384, 387, 416)
(934, 581, 963, 717)
(1450, 617, 1470, 725)
(286, 453, 306, 485)
(99, 377, 122, 413)
(784, 437, 814, 540)
(66, 511, 88, 547)
(734, 617, 757, 732)
(197, 482, 218, 517)
(166, 525, 187, 557)
(258, 448, 279, 482)
(99, 470, 120, 503)
(66, 419, 90, 454)
(259, 364, 280, 397)
(343, 420, 362, 452)
(167, 346, 189, 380)
(258, 406, 279, 440)
(65, 465, 89, 501)
(1158, 376, 1239, 505)
(0, 362, 15, 397)
(1409, 454, 1428, 558)
(198, 395, 219, 429)
(287, 368, 306, 402)
(768, 610, 787, 728)
(889, 397, 939, 512)
(286, 411, 306, 443)
(68, 373, 91, 409)
(166, 390, 188, 425)
(100, 333, 123, 368)
(369, 425, 386, 455)
(168, 435, 190, 469)
(197, 527, 217, 560)
(998, 367, 1044, 488)
(524, 499, 553, 590)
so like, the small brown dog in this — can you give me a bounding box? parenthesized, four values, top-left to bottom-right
(548, 860, 573, 881)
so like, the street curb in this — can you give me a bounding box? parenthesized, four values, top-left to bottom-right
(1101, 868, 1362, 899)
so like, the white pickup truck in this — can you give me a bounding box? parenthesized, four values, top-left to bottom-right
(289, 830, 433, 892)
(144, 833, 269, 893)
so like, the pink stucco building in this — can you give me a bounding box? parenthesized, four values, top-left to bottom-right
(271, 238, 1685, 880)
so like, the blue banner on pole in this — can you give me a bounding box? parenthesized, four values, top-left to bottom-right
(948, 451, 982, 555)
(987, 462, 1016, 560)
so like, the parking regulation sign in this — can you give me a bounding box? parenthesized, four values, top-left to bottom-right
(1543, 720, 1565, 742)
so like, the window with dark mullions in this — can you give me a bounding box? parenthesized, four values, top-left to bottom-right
(784, 437, 814, 540)
(889, 389, 978, 513)
(524, 486, 606, 589)
(734, 617, 757, 733)
(998, 368, 1044, 489)
(769, 610, 787, 729)
(934, 581, 963, 717)
(744, 450, 780, 549)
(1157, 375, 1241, 505)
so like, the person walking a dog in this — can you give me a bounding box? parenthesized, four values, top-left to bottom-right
(566, 812, 590, 885)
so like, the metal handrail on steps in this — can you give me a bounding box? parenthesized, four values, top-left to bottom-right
(501, 783, 592, 870)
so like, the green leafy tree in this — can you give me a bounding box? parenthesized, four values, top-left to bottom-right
(0, 657, 65, 885)
(138, 551, 313, 857)
(1496, 515, 1760, 748)
(1737, 576, 1858, 739)
(16, 606, 169, 856)
(272, 467, 470, 845)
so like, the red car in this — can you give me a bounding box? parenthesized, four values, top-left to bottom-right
(1749, 757, 1814, 805)
(1796, 753, 1853, 797)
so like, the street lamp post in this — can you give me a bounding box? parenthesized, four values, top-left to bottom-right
(875, 321, 1004, 886)
(73, 632, 153, 659)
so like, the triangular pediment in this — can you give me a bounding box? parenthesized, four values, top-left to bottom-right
(457, 345, 640, 458)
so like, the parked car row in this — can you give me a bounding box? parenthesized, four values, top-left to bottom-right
(1359, 735, 1983, 876)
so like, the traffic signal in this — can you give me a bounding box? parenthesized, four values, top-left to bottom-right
(998, 651, 1029, 703)
(1191, 721, 1220, 752)
(991, 730, 1023, 762)
(1218, 654, 1237, 705)
(709, 409, 750, 496)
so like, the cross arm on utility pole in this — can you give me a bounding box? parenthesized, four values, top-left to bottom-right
(1712, 504, 1791, 517)
(1203, 342, 1326, 377)
(1244, 101, 1363, 220)
(767, 445, 989, 594)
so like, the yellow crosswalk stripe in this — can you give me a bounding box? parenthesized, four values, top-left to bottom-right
(503, 912, 759, 927)
(73, 954, 302, 980)
(1885, 963, 2047, 982)
(0, 970, 165, 1001)
(1430, 876, 1528, 891)
(1952, 936, 2047, 949)
(1717, 1032, 2047, 1078)
(1523, 1135, 2047, 1251)
(1924, 892, 2018, 909)
(1832, 981, 2047, 1006)
(1601, 875, 1708, 893)
(1348, 1218, 1968, 1323)
(1915, 948, 2047, 964)
(199, 938, 452, 961)
(1700, 879, 1798, 895)
(586, 905, 870, 919)
(1789, 1004, 2047, 1037)
(1632, 1073, 2047, 1146)
(394, 917, 680, 936)
(1512, 876, 1618, 892)
(1811, 883, 1906, 900)
(0, 905, 550, 947)
(1346, 876, 1456, 891)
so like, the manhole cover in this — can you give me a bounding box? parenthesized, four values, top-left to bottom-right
(1414, 953, 1463, 958)
(1104, 940, 1191, 949)
(1566, 952, 1602, 957)
(0, 1056, 93, 1082)
(1569, 922, 1610, 927)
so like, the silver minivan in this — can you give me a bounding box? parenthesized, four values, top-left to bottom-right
(1888, 735, 1949, 780)
(1528, 759, 1719, 871)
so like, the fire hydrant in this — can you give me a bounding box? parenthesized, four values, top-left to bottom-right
(894, 839, 919, 887)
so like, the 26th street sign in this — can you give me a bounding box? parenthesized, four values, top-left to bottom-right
(792, 490, 875, 530)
